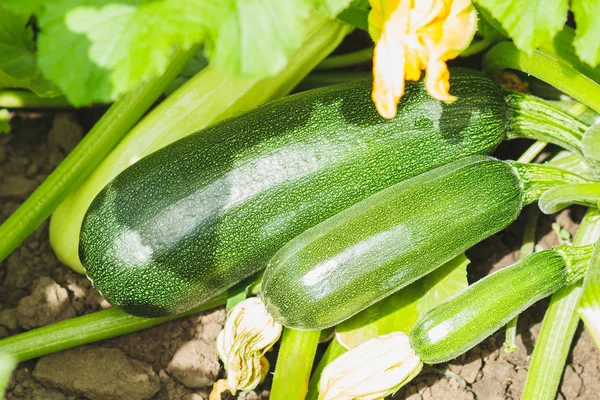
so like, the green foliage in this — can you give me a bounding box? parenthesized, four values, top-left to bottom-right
(571, 0, 600, 66)
(0, 5, 60, 97)
(335, 255, 468, 349)
(22, 0, 351, 106)
(475, 0, 600, 67)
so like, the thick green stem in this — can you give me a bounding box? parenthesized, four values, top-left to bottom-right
(483, 38, 600, 114)
(460, 36, 498, 58)
(315, 48, 373, 70)
(506, 92, 588, 159)
(0, 45, 199, 265)
(0, 91, 71, 108)
(522, 208, 600, 400)
(0, 293, 226, 362)
(306, 339, 347, 400)
(539, 183, 600, 214)
(271, 329, 321, 400)
(559, 244, 595, 285)
(509, 161, 594, 205)
(296, 71, 372, 91)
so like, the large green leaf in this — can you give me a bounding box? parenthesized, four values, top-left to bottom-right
(35, 0, 353, 106)
(336, 255, 469, 349)
(571, 0, 600, 66)
(475, 0, 568, 53)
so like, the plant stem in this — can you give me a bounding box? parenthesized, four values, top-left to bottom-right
(315, 48, 373, 70)
(506, 92, 588, 159)
(517, 141, 547, 164)
(306, 339, 347, 400)
(522, 208, 600, 400)
(0, 45, 199, 266)
(271, 329, 321, 400)
(539, 183, 600, 214)
(296, 71, 372, 91)
(483, 38, 600, 114)
(460, 37, 497, 58)
(0, 91, 71, 108)
(0, 293, 226, 362)
(509, 161, 594, 205)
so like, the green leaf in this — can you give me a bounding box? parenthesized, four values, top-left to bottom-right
(36, 0, 344, 105)
(0, 109, 10, 135)
(571, 0, 600, 66)
(2, 0, 47, 16)
(336, 255, 469, 349)
(314, 0, 353, 17)
(0, 5, 36, 80)
(0, 5, 60, 97)
(37, 0, 207, 105)
(474, 0, 568, 53)
(202, 0, 311, 77)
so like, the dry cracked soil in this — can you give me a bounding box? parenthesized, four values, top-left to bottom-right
(1, 111, 599, 400)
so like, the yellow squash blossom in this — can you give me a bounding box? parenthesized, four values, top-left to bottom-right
(369, 0, 477, 119)
(210, 297, 282, 400)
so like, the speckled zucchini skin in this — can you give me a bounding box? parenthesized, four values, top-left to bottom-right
(79, 69, 507, 317)
(410, 250, 567, 364)
(261, 156, 522, 329)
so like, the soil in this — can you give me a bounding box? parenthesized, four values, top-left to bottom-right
(1, 110, 599, 400)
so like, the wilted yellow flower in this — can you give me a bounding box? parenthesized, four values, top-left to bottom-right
(319, 332, 422, 400)
(369, 0, 477, 119)
(210, 297, 282, 399)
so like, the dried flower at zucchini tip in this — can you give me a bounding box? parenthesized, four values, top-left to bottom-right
(369, 0, 477, 119)
(210, 297, 282, 399)
(318, 332, 422, 400)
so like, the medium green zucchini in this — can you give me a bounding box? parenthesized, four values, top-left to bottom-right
(261, 156, 589, 329)
(79, 67, 587, 318)
(409, 244, 593, 364)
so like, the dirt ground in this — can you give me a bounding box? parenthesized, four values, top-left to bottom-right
(1, 111, 599, 400)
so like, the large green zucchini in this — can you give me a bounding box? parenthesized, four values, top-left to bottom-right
(80, 69, 508, 317)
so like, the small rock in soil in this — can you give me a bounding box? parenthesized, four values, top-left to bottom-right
(167, 340, 221, 388)
(16, 277, 76, 329)
(33, 346, 160, 400)
(0, 176, 38, 198)
(0, 308, 18, 330)
(47, 113, 82, 154)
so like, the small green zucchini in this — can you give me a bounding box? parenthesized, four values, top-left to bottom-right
(79, 68, 588, 318)
(261, 156, 589, 329)
(409, 244, 593, 364)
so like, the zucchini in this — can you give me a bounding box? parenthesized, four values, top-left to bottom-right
(80, 69, 508, 317)
(261, 156, 589, 329)
(79, 68, 588, 318)
(409, 244, 593, 364)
